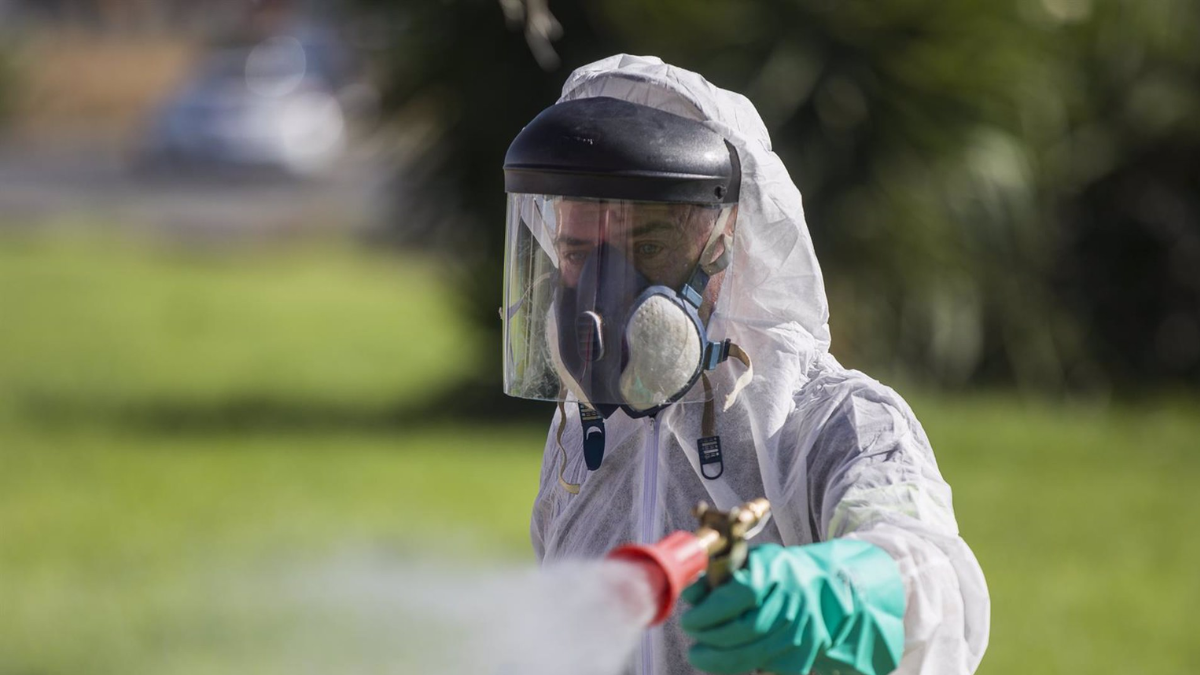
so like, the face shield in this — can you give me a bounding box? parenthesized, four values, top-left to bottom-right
(502, 96, 741, 418)
(503, 195, 735, 416)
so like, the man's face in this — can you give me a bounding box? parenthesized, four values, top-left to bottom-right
(553, 199, 718, 290)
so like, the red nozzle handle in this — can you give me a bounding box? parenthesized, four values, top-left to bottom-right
(606, 531, 709, 625)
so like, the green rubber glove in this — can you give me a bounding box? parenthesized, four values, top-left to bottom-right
(680, 540, 905, 675)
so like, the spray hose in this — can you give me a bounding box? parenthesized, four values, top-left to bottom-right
(606, 498, 771, 625)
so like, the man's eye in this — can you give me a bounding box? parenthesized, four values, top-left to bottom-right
(637, 243, 663, 256)
(563, 250, 588, 264)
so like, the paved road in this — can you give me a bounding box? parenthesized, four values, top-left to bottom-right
(0, 139, 389, 239)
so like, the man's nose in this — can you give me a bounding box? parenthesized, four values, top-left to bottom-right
(576, 310, 604, 362)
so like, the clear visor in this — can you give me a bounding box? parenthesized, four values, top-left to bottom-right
(502, 193, 733, 412)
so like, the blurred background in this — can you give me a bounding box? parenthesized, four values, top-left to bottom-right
(0, 0, 1197, 673)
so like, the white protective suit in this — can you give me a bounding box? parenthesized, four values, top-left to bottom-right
(529, 55, 990, 675)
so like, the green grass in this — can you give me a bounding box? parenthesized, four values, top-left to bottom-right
(1, 232, 1198, 674)
(0, 232, 481, 415)
(914, 397, 1200, 674)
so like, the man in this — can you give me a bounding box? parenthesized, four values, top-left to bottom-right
(501, 55, 989, 675)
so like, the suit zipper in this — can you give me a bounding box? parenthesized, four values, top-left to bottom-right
(639, 414, 662, 675)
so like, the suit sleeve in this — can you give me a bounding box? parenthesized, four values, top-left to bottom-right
(806, 385, 990, 674)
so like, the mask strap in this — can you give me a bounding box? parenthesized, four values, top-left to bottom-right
(697, 374, 724, 480)
(554, 397, 581, 495)
(701, 375, 717, 438)
(694, 342, 752, 482)
(681, 206, 732, 309)
(722, 342, 753, 412)
(499, 270, 554, 322)
(681, 266, 710, 309)
(578, 403, 606, 471)
(699, 206, 734, 276)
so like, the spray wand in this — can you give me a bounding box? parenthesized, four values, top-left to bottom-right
(606, 498, 771, 626)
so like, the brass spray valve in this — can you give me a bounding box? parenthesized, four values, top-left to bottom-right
(691, 498, 772, 587)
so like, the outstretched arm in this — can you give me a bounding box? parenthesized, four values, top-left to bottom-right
(807, 386, 990, 674)
(682, 383, 989, 674)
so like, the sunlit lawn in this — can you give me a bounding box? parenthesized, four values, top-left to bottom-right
(1, 232, 1197, 675)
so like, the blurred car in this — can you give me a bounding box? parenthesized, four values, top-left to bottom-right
(137, 37, 347, 178)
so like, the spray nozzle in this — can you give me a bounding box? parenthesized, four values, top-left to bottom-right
(606, 498, 772, 625)
(691, 497, 771, 587)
